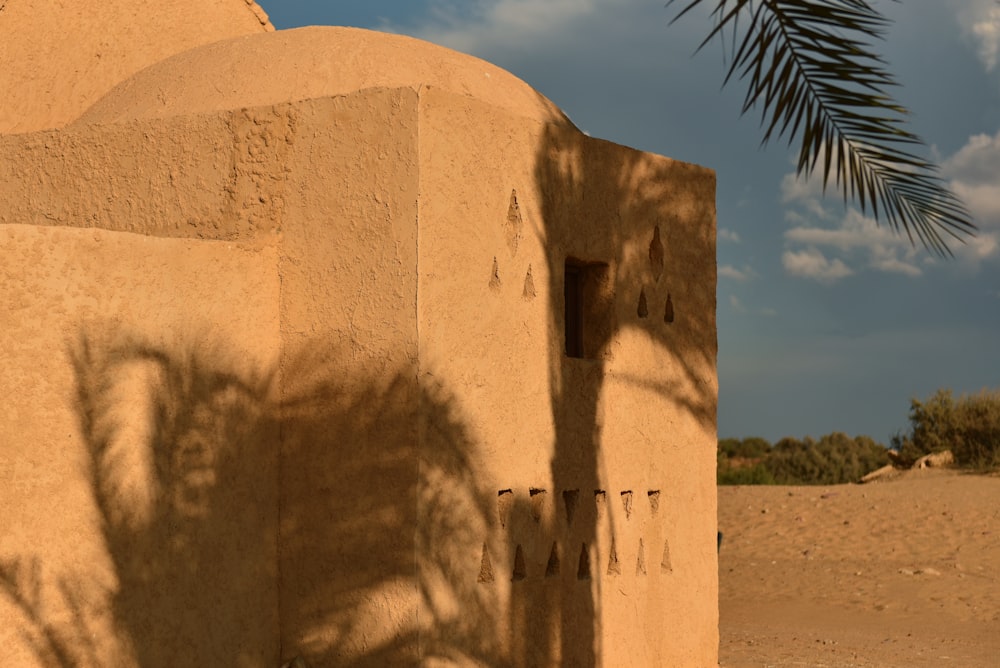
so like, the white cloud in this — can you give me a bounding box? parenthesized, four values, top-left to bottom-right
(777, 126, 1000, 276)
(780, 172, 832, 221)
(952, 182, 1000, 221)
(784, 211, 897, 252)
(951, 230, 1000, 263)
(396, 0, 608, 54)
(728, 295, 746, 312)
(775, 127, 1000, 276)
(718, 264, 756, 281)
(719, 228, 741, 243)
(941, 128, 1000, 263)
(954, 0, 1000, 71)
(782, 195, 924, 278)
(942, 129, 1000, 180)
(782, 248, 853, 283)
(870, 255, 923, 277)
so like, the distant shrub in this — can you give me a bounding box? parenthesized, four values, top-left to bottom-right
(763, 432, 889, 485)
(718, 436, 771, 459)
(718, 433, 888, 485)
(717, 436, 774, 485)
(717, 463, 776, 485)
(892, 388, 1000, 471)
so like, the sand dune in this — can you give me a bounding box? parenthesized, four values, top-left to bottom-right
(718, 468, 1000, 667)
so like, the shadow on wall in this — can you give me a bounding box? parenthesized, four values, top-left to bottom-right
(0, 329, 498, 667)
(278, 345, 500, 666)
(526, 113, 716, 665)
(0, 117, 715, 668)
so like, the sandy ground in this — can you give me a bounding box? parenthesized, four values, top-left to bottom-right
(718, 468, 1000, 667)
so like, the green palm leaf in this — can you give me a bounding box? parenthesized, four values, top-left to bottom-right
(668, 0, 975, 255)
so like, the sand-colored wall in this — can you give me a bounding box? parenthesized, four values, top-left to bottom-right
(272, 90, 428, 663)
(73, 27, 565, 130)
(0, 112, 286, 241)
(0, 225, 281, 666)
(0, 103, 285, 665)
(1, 82, 717, 666)
(0, 0, 272, 135)
(416, 87, 718, 666)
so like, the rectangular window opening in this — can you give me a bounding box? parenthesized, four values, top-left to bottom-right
(564, 258, 611, 359)
(564, 263, 584, 358)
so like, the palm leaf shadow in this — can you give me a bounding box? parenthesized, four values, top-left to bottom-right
(2, 330, 498, 666)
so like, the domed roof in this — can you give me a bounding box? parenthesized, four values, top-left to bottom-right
(0, 0, 273, 134)
(74, 26, 568, 127)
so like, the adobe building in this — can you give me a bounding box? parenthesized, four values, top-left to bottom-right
(0, 1, 719, 666)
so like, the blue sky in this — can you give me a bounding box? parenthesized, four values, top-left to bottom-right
(257, 0, 1000, 444)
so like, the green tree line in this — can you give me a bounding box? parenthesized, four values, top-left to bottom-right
(891, 388, 1000, 471)
(718, 432, 888, 485)
(720, 387, 1000, 485)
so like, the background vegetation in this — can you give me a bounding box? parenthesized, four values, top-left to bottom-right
(890, 388, 1000, 471)
(718, 433, 888, 485)
(719, 387, 1000, 485)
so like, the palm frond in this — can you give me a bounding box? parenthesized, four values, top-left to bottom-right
(668, 0, 975, 255)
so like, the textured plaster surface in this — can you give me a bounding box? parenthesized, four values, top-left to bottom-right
(0, 112, 287, 241)
(417, 87, 718, 666)
(0, 225, 280, 666)
(74, 26, 567, 129)
(0, 0, 272, 135)
(1, 24, 718, 668)
(275, 90, 424, 663)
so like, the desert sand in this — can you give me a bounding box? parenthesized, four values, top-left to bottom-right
(718, 468, 1000, 667)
